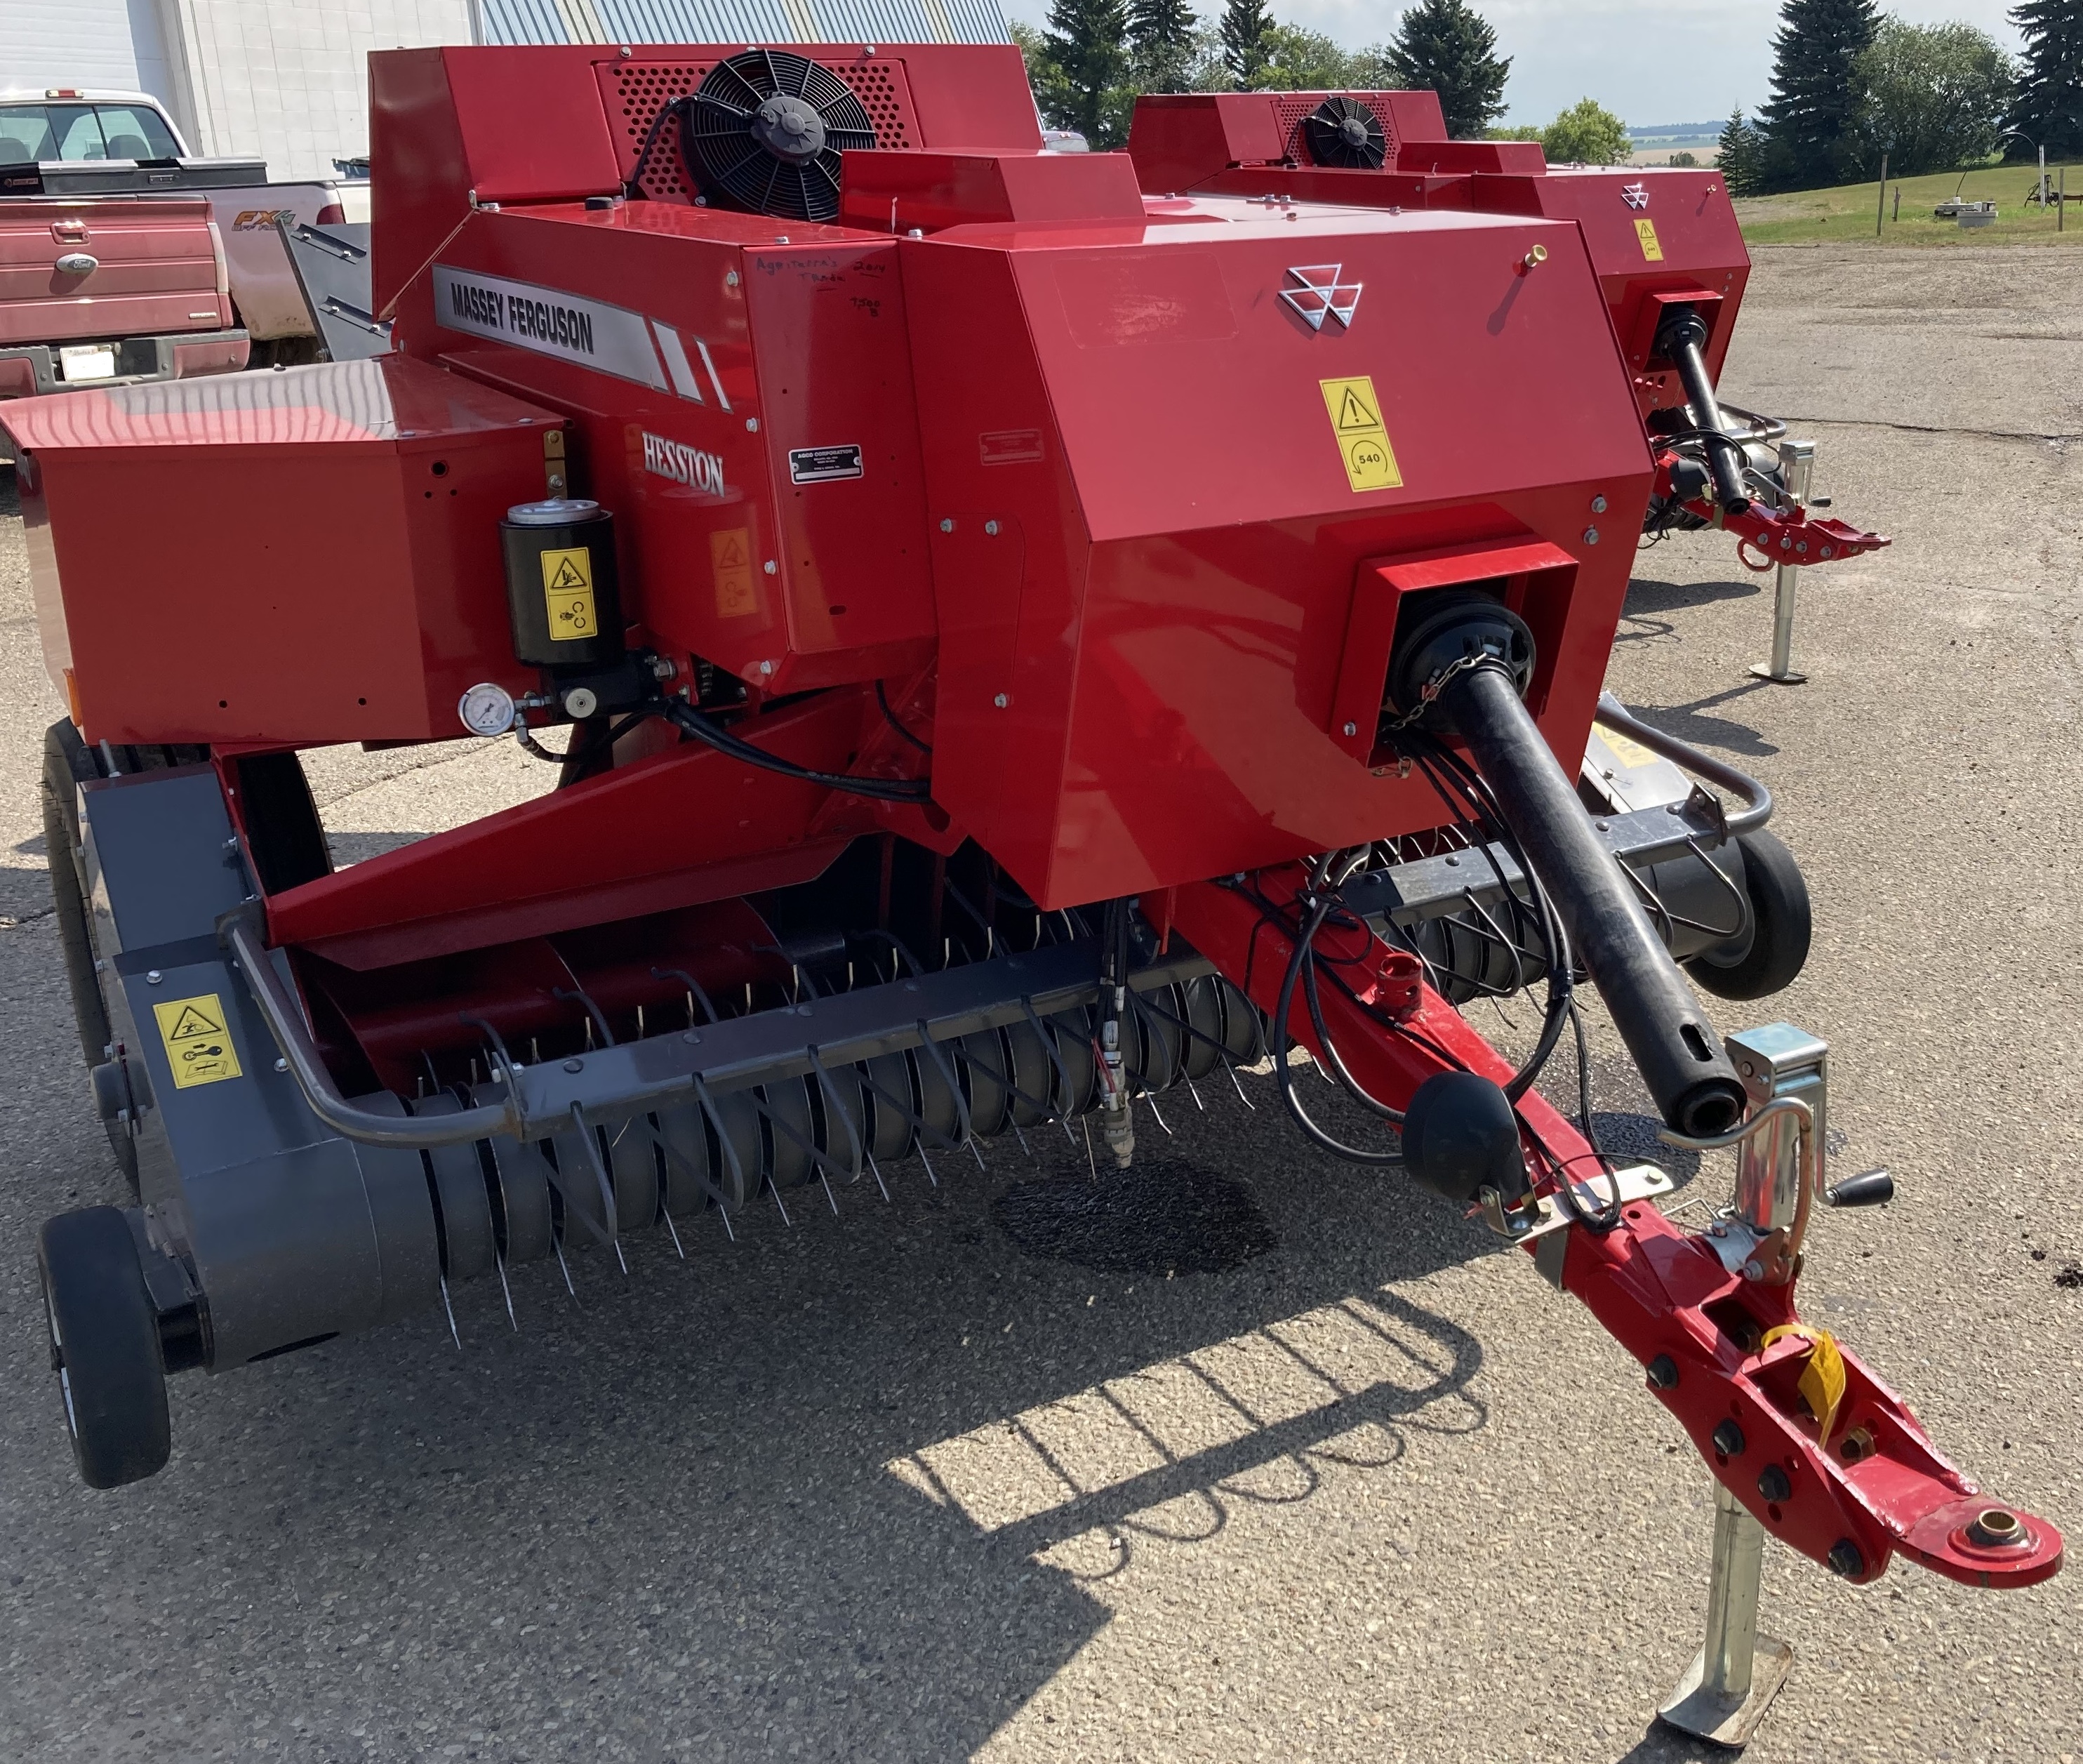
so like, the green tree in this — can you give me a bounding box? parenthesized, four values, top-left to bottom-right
(1668, 149, 1699, 166)
(1541, 97, 1631, 164)
(1019, 3, 1134, 148)
(1852, 20, 2014, 175)
(1130, 0, 1202, 93)
(1717, 107, 1764, 193)
(1384, 0, 1511, 138)
(1249, 25, 1369, 89)
(2007, 0, 2082, 159)
(1755, 0, 1880, 188)
(1221, 0, 1277, 87)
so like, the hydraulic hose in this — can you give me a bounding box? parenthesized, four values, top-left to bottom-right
(1655, 305, 1750, 516)
(1437, 661, 1748, 1139)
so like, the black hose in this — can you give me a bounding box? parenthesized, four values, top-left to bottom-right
(653, 696, 931, 802)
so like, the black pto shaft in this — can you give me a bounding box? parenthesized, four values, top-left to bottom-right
(1390, 597, 1748, 1140)
(1654, 304, 1750, 516)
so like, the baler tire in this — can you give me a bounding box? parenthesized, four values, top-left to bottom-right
(37, 1207, 171, 1490)
(1686, 830, 1812, 1002)
(41, 721, 109, 1069)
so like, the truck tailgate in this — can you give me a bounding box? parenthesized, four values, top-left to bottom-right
(0, 199, 230, 347)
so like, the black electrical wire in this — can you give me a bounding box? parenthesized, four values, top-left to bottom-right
(874, 679, 933, 753)
(623, 97, 695, 199)
(652, 696, 931, 802)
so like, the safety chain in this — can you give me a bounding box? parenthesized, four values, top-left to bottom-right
(1383, 651, 1487, 734)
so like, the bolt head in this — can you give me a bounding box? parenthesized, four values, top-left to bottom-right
(939, 518, 954, 533)
(564, 1058, 585, 1073)
(1590, 494, 1608, 514)
(763, 560, 778, 575)
(1826, 1539, 1864, 1578)
(993, 693, 1009, 708)
(1712, 1419, 1745, 1458)
(1646, 1354, 1679, 1390)
(725, 270, 740, 288)
(274, 1057, 288, 1074)
(1583, 526, 1601, 545)
(984, 519, 999, 536)
(745, 418, 759, 432)
(1342, 721, 1358, 737)
(1757, 1464, 1792, 1502)
(146, 969, 162, 984)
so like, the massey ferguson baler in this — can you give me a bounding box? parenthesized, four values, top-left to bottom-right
(6, 43, 2056, 1746)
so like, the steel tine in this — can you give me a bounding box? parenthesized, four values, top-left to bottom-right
(867, 1150, 890, 1202)
(553, 1235, 578, 1303)
(768, 1178, 792, 1228)
(1186, 1075, 1206, 1113)
(495, 1252, 517, 1330)
(718, 1205, 736, 1242)
(919, 1145, 938, 1188)
(1083, 1114, 1098, 1181)
(438, 1273, 462, 1350)
(820, 1171, 839, 1216)
(1226, 1060, 1257, 1110)
(1011, 1120, 1032, 1159)
(1145, 1091, 1173, 1136)
(661, 1206, 686, 1260)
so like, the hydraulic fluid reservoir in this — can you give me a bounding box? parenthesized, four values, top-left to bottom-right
(501, 498, 624, 668)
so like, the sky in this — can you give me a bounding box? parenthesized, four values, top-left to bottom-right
(997, 0, 2030, 128)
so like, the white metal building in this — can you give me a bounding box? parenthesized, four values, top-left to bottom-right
(1, 0, 1009, 183)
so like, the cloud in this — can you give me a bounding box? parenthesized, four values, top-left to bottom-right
(998, 0, 2026, 128)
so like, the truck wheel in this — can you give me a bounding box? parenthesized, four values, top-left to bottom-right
(1686, 830, 1812, 1002)
(38, 1208, 171, 1490)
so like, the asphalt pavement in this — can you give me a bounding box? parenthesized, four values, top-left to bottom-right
(0, 241, 2078, 1763)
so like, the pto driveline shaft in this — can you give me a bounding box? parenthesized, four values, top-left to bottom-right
(1442, 662, 1748, 1139)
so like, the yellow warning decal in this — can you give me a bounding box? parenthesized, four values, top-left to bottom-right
(539, 546, 599, 642)
(710, 527, 757, 618)
(1762, 1324, 1848, 1449)
(1319, 376, 1402, 493)
(1634, 218, 1664, 262)
(1600, 729, 1662, 770)
(153, 993, 242, 1089)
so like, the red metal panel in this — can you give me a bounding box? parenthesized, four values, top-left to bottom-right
(839, 151, 1147, 231)
(439, 48, 624, 204)
(264, 693, 879, 965)
(9, 357, 550, 745)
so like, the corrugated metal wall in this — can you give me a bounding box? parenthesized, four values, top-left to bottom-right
(480, 0, 1011, 49)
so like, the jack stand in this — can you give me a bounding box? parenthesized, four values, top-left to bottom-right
(1749, 439, 1815, 685)
(1656, 1481, 1794, 1748)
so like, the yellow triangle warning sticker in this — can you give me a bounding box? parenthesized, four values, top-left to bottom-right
(165, 1002, 222, 1040)
(547, 554, 590, 590)
(714, 532, 747, 569)
(1334, 385, 1380, 431)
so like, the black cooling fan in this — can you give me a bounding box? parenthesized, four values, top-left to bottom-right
(1303, 96, 1388, 169)
(681, 48, 875, 223)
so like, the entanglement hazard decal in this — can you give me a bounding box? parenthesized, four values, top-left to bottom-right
(539, 547, 599, 642)
(1319, 376, 1402, 493)
(153, 993, 242, 1089)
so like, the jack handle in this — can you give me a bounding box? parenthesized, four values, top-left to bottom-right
(1660, 1096, 1815, 1286)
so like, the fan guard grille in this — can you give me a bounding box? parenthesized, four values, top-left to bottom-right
(681, 48, 876, 223)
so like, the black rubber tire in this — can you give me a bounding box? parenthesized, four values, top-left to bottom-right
(37, 1207, 171, 1490)
(41, 721, 109, 1068)
(1686, 830, 1812, 1002)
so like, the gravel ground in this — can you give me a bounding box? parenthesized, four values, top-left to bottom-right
(0, 241, 2078, 1763)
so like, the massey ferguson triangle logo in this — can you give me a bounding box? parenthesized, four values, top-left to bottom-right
(1279, 264, 1362, 331)
(1621, 182, 1651, 209)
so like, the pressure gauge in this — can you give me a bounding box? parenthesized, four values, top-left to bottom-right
(458, 682, 517, 736)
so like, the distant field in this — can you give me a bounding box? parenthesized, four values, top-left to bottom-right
(1736, 162, 2079, 246)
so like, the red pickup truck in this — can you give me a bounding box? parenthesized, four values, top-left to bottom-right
(0, 194, 247, 406)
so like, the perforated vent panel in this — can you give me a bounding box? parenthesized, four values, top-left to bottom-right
(602, 56, 918, 203)
(1272, 93, 1399, 167)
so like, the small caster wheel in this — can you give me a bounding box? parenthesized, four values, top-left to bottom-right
(37, 1208, 171, 1490)
(1686, 829, 1812, 1002)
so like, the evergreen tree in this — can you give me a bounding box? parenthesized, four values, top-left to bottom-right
(1384, 0, 1511, 139)
(1717, 108, 1763, 194)
(2007, 0, 2083, 159)
(1131, 0, 1201, 91)
(1035, 0, 1131, 143)
(1220, 0, 1276, 88)
(1755, 0, 1879, 189)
